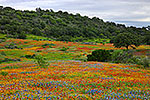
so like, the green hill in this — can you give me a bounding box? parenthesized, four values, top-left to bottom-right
(0, 6, 149, 44)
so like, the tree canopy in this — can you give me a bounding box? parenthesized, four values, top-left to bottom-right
(0, 6, 149, 44)
(113, 33, 141, 49)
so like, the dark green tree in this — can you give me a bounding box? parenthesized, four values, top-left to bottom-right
(143, 33, 150, 45)
(0, 6, 149, 43)
(31, 28, 42, 36)
(113, 33, 141, 49)
(87, 49, 111, 62)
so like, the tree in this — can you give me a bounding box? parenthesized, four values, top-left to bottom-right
(0, 6, 149, 43)
(31, 28, 42, 36)
(34, 54, 49, 68)
(113, 33, 141, 49)
(143, 33, 150, 45)
(17, 32, 27, 39)
(87, 49, 111, 62)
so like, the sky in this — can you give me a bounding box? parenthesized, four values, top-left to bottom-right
(0, 0, 150, 27)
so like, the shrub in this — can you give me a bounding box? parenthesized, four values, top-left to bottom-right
(111, 50, 138, 63)
(37, 50, 42, 52)
(1, 51, 6, 56)
(5, 43, 18, 49)
(87, 49, 111, 62)
(137, 57, 150, 68)
(87, 49, 150, 69)
(60, 47, 69, 51)
(0, 38, 6, 43)
(25, 54, 35, 59)
(34, 55, 49, 68)
(111, 50, 131, 63)
(24, 42, 28, 44)
(0, 60, 2, 64)
(41, 43, 55, 48)
(0, 71, 8, 76)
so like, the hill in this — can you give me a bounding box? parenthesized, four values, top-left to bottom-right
(0, 38, 150, 99)
(0, 6, 150, 44)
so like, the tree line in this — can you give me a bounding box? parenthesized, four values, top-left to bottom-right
(0, 6, 149, 44)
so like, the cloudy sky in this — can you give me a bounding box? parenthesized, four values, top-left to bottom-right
(0, 0, 150, 27)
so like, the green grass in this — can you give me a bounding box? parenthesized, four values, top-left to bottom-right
(0, 34, 6, 39)
(83, 38, 110, 43)
(26, 34, 54, 41)
(0, 71, 8, 76)
(1, 50, 25, 57)
(43, 52, 75, 60)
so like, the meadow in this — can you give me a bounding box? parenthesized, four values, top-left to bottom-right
(0, 38, 150, 99)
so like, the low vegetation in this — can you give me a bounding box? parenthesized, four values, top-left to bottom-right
(87, 49, 150, 68)
(0, 6, 150, 99)
(34, 54, 49, 68)
(87, 49, 111, 62)
(0, 71, 8, 76)
(0, 38, 149, 99)
(0, 6, 149, 44)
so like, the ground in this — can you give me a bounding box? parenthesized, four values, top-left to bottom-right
(0, 38, 150, 99)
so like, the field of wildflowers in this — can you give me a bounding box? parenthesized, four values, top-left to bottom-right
(0, 39, 150, 99)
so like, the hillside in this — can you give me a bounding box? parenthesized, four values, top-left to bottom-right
(0, 6, 150, 44)
(0, 39, 150, 99)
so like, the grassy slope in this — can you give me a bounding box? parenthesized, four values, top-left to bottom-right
(0, 37, 150, 99)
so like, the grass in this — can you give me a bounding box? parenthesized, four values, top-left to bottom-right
(0, 34, 6, 39)
(0, 38, 149, 99)
(26, 34, 54, 41)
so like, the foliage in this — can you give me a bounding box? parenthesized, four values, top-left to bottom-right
(0, 71, 8, 76)
(0, 38, 149, 99)
(31, 28, 42, 36)
(5, 43, 19, 49)
(34, 54, 49, 68)
(137, 57, 150, 68)
(111, 50, 132, 63)
(87, 49, 149, 68)
(143, 33, 150, 45)
(26, 34, 53, 41)
(60, 47, 69, 51)
(0, 38, 6, 43)
(41, 43, 55, 48)
(25, 54, 35, 59)
(87, 49, 111, 62)
(113, 33, 141, 49)
(0, 6, 149, 43)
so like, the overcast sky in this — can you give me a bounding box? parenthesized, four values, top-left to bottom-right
(0, 0, 150, 27)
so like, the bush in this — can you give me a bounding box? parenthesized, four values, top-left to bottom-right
(0, 60, 2, 64)
(0, 38, 6, 43)
(25, 54, 35, 59)
(41, 43, 55, 48)
(0, 71, 8, 76)
(87, 49, 111, 62)
(60, 47, 69, 51)
(137, 57, 150, 68)
(142, 57, 150, 68)
(5, 43, 18, 49)
(1, 51, 6, 56)
(34, 55, 49, 68)
(111, 50, 134, 63)
(87, 49, 150, 68)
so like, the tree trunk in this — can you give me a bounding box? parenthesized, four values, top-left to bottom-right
(126, 46, 129, 49)
(130, 45, 136, 49)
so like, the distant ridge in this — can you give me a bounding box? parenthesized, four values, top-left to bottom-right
(0, 6, 149, 44)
